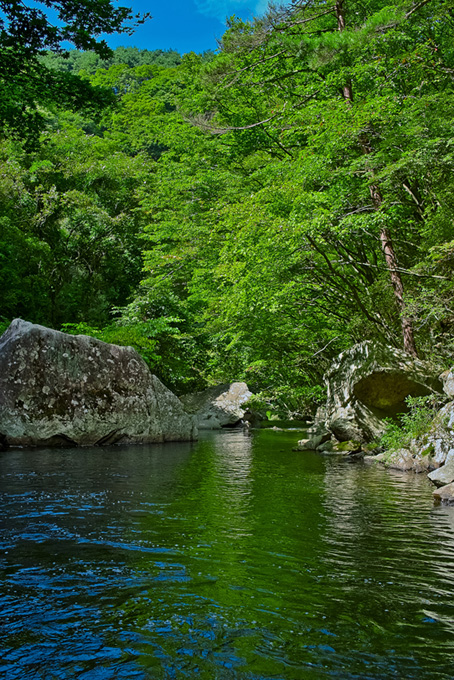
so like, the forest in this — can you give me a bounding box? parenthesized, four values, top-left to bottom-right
(0, 0, 453, 416)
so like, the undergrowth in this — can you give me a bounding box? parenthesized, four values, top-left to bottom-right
(380, 394, 443, 453)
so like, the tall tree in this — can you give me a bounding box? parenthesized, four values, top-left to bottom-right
(194, 0, 449, 356)
(335, 0, 418, 355)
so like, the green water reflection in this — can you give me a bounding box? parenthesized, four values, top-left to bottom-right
(1, 429, 454, 679)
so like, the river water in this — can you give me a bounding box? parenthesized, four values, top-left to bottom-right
(1, 429, 454, 679)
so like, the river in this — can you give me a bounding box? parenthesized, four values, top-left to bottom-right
(1, 429, 454, 679)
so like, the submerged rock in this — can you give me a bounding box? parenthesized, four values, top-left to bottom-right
(294, 431, 331, 451)
(317, 342, 441, 442)
(180, 382, 253, 429)
(0, 319, 197, 447)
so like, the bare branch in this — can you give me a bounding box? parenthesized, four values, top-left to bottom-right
(186, 112, 279, 134)
(405, 0, 433, 20)
(311, 336, 340, 358)
(225, 50, 287, 81)
(402, 183, 421, 206)
(333, 259, 448, 279)
(274, 6, 337, 31)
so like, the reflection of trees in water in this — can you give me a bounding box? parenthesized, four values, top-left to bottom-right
(320, 458, 454, 648)
(178, 431, 255, 586)
(111, 433, 260, 677)
(121, 432, 256, 608)
(321, 459, 440, 577)
(5, 436, 454, 677)
(427, 500, 454, 635)
(212, 430, 253, 529)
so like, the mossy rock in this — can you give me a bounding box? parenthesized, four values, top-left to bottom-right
(332, 439, 362, 453)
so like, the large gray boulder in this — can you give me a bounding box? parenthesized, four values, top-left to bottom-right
(0, 319, 197, 447)
(319, 342, 441, 442)
(180, 382, 252, 429)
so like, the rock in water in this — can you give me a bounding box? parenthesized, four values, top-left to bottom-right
(428, 450, 454, 486)
(433, 482, 454, 504)
(374, 448, 430, 473)
(294, 432, 331, 451)
(180, 382, 252, 429)
(0, 319, 197, 447)
(318, 342, 441, 442)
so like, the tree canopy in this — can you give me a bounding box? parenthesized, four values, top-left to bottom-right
(0, 0, 148, 54)
(0, 0, 150, 146)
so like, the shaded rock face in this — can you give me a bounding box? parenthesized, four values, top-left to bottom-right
(0, 319, 197, 447)
(440, 369, 454, 398)
(320, 342, 441, 442)
(180, 382, 252, 430)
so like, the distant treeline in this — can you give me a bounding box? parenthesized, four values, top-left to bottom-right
(40, 46, 215, 75)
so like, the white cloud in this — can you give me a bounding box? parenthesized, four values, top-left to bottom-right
(195, 0, 269, 23)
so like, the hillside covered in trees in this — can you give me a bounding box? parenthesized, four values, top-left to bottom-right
(1, 0, 453, 414)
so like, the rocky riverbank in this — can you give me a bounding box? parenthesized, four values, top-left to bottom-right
(294, 342, 454, 503)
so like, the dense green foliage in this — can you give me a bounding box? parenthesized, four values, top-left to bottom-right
(1, 0, 454, 411)
(0, 0, 149, 146)
(40, 47, 185, 75)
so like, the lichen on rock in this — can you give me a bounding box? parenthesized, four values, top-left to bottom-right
(0, 319, 197, 447)
(180, 382, 253, 429)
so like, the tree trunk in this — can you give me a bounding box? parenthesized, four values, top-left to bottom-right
(335, 0, 418, 357)
(379, 227, 418, 356)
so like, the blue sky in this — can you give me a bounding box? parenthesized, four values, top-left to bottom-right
(104, 0, 269, 54)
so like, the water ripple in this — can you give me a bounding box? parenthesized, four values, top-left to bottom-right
(2, 433, 454, 678)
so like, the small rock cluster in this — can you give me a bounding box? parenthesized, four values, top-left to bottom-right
(373, 369, 454, 503)
(293, 426, 363, 456)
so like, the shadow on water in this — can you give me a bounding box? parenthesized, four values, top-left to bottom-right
(1, 430, 454, 678)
